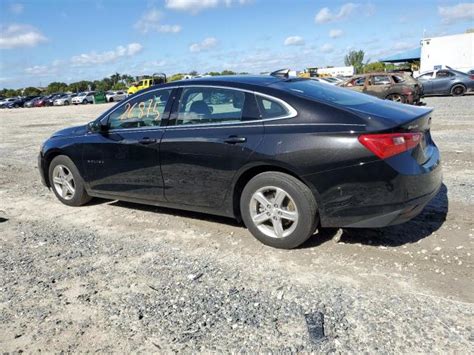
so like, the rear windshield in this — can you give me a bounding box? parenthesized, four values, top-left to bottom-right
(275, 79, 381, 107)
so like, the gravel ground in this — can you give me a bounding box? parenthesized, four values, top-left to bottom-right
(0, 96, 473, 353)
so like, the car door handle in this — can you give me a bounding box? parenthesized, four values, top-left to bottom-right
(138, 138, 157, 145)
(224, 136, 247, 144)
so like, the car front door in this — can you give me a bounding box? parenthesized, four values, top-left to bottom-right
(160, 86, 264, 209)
(82, 88, 174, 201)
(417, 72, 434, 94)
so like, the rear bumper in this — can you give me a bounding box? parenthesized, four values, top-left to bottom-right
(307, 149, 442, 228)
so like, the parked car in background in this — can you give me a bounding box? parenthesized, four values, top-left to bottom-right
(34, 95, 54, 107)
(25, 96, 42, 108)
(415, 69, 474, 96)
(340, 72, 422, 104)
(54, 94, 73, 106)
(0, 97, 18, 108)
(106, 90, 127, 102)
(72, 91, 95, 104)
(4, 95, 39, 108)
(38, 75, 441, 249)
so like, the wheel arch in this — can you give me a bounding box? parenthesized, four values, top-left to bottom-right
(450, 82, 466, 94)
(42, 149, 67, 187)
(231, 163, 321, 221)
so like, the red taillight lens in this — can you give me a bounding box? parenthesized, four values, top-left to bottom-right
(358, 133, 422, 159)
(469, 75, 474, 80)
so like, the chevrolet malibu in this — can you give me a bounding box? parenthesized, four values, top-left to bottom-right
(38, 76, 442, 249)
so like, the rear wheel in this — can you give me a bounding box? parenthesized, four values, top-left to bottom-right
(451, 84, 466, 96)
(64, 101, 70, 105)
(386, 93, 406, 103)
(240, 172, 318, 249)
(48, 155, 92, 206)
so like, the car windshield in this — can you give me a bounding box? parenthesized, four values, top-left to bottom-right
(276, 79, 381, 107)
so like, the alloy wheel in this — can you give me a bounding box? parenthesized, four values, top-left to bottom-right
(249, 186, 298, 239)
(52, 164, 76, 200)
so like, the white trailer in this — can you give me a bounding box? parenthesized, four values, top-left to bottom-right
(317, 66, 354, 77)
(420, 32, 474, 73)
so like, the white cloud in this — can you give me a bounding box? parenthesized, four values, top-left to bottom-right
(438, 3, 474, 24)
(284, 36, 305, 46)
(329, 29, 344, 38)
(189, 37, 218, 52)
(24, 65, 50, 75)
(70, 43, 143, 66)
(134, 8, 181, 33)
(320, 43, 334, 53)
(9, 3, 24, 14)
(315, 3, 358, 24)
(0, 24, 47, 49)
(165, 0, 251, 14)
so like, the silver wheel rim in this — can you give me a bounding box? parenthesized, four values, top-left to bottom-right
(389, 94, 402, 102)
(249, 186, 298, 239)
(52, 164, 75, 200)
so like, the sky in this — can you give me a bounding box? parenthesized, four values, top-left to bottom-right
(0, 0, 473, 89)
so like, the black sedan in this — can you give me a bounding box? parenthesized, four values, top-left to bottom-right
(38, 75, 442, 249)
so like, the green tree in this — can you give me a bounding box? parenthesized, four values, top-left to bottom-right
(363, 61, 386, 73)
(221, 70, 236, 75)
(46, 82, 68, 94)
(169, 73, 185, 82)
(344, 50, 365, 74)
(23, 87, 42, 96)
(112, 82, 127, 90)
(68, 81, 92, 93)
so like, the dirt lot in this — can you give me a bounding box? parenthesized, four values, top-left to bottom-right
(1, 96, 473, 353)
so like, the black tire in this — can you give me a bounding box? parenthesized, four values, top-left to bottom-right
(48, 155, 92, 206)
(240, 172, 318, 249)
(82, 100, 88, 104)
(451, 84, 466, 96)
(386, 93, 406, 103)
(64, 101, 70, 106)
(109, 98, 114, 102)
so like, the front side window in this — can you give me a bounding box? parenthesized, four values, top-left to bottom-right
(418, 72, 433, 80)
(346, 77, 366, 87)
(176, 87, 245, 125)
(108, 89, 171, 130)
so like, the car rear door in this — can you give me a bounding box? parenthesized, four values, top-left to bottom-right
(160, 86, 264, 209)
(82, 88, 174, 201)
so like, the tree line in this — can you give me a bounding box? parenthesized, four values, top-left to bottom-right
(0, 70, 242, 98)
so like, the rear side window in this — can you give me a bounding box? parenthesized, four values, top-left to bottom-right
(436, 70, 454, 78)
(255, 96, 289, 119)
(279, 79, 382, 107)
(392, 75, 405, 83)
(177, 87, 245, 125)
(371, 75, 391, 85)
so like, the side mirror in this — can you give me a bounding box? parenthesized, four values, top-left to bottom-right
(88, 120, 108, 133)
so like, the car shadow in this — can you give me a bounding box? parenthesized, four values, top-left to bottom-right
(329, 183, 449, 248)
(89, 183, 448, 249)
(107, 200, 242, 227)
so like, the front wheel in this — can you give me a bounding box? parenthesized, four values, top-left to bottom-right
(240, 172, 318, 249)
(48, 155, 92, 206)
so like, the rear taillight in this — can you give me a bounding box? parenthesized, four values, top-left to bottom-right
(358, 133, 422, 159)
(470, 75, 474, 80)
